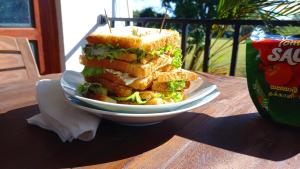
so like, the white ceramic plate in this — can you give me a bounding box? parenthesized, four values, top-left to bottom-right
(66, 89, 220, 125)
(60, 70, 218, 113)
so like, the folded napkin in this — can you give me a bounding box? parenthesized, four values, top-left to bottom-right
(27, 79, 101, 142)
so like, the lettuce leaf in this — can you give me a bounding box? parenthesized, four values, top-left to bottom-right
(150, 45, 183, 68)
(114, 91, 184, 104)
(171, 48, 183, 68)
(81, 67, 104, 77)
(83, 44, 183, 68)
(167, 80, 186, 91)
(114, 92, 147, 104)
(76, 82, 107, 96)
(83, 44, 147, 61)
(163, 91, 184, 102)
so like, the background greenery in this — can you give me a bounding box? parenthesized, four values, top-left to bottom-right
(134, 0, 300, 77)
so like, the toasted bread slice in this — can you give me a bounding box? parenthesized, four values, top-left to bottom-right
(118, 98, 174, 105)
(144, 98, 172, 105)
(115, 53, 153, 64)
(158, 64, 177, 72)
(86, 26, 180, 52)
(93, 78, 133, 97)
(113, 53, 137, 62)
(80, 54, 172, 78)
(85, 70, 153, 90)
(151, 81, 190, 91)
(154, 69, 199, 83)
(86, 93, 117, 103)
(86, 45, 155, 64)
(138, 91, 160, 100)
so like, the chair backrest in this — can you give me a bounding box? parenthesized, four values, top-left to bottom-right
(0, 36, 39, 84)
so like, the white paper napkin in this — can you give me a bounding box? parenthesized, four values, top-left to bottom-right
(27, 79, 101, 142)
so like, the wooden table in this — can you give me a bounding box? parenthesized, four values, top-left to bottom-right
(0, 73, 299, 169)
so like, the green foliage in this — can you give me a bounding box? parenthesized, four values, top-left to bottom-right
(137, 7, 166, 28)
(133, 10, 141, 17)
(133, 0, 299, 76)
(162, 0, 217, 19)
(185, 38, 247, 76)
(273, 26, 300, 36)
(139, 7, 165, 17)
(215, 0, 300, 34)
(162, 0, 299, 76)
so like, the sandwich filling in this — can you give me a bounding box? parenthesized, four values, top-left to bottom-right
(83, 44, 182, 69)
(77, 82, 185, 104)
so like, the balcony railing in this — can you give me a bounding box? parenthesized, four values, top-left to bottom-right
(104, 17, 300, 76)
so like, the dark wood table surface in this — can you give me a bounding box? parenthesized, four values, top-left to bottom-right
(0, 73, 299, 169)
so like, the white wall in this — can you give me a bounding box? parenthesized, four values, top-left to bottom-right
(59, 0, 132, 72)
(60, 0, 112, 71)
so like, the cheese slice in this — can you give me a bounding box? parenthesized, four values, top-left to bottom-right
(104, 69, 138, 85)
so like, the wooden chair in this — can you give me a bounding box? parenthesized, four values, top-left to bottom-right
(0, 36, 40, 84)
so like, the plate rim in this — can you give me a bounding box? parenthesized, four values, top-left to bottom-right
(66, 89, 220, 117)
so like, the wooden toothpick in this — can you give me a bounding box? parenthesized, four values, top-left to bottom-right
(104, 9, 112, 33)
(160, 9, 168, 33)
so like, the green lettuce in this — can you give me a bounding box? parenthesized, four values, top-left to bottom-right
(167, 80, 186, 91)
(84, 44, 147, 61)
(171, 48, 183, 68)
(81, 67, 104, 77)
(84, 44, 183, 68)
(114, 91, 184, 104)
(76, 82, 107, 96)
(114, 92, 147, 104)
(150, 45, 183, 68)
(163, 91, 184, 102)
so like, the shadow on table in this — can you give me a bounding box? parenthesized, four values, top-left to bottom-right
(177, 111, 300, 162)
(0, 105, 299, 168)
(0, 105, 190, 169)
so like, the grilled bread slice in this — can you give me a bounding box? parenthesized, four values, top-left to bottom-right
(85, 70, 153, 90)
(80, 54, 173, 78)
(86, 26, 180, 52)
(151, 69, 198, 91)
(95, 78, 133, 97)
(151, 81, 190, 91)
(153, 69, 199, 83)
(114, 54, 154, 64)
(82, 68, 198, 92)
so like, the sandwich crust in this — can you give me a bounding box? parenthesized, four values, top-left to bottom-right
(95, 78, 133, 97)
(151, 81, 190, 91)
(86, 27, 180, 52)
(87, 34, 142, 49)
(85, 71, 153, 90)
(154, 69, 199, 83)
